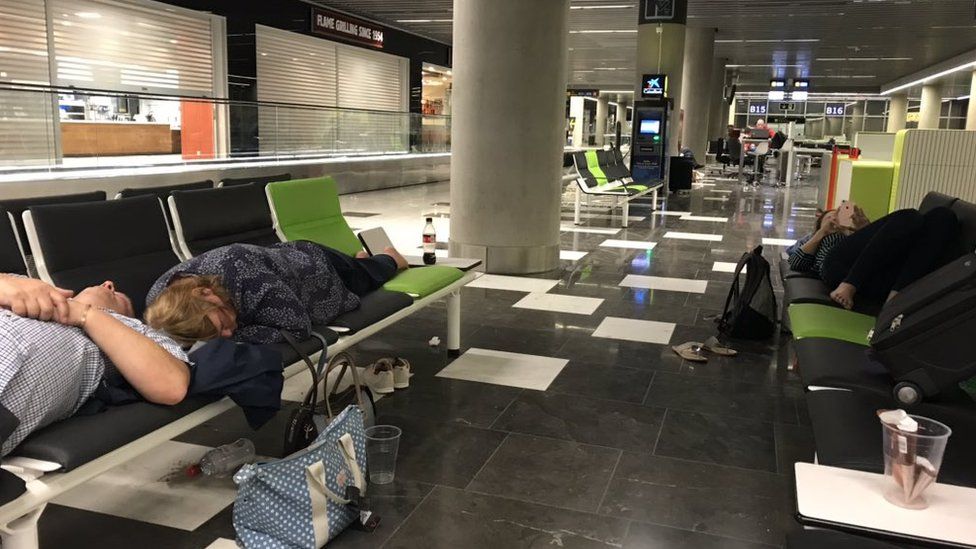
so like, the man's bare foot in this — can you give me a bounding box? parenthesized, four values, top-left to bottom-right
(830, 282, 856, 310)
(383, 247, 409, 271)
(355, 250, 369, 259)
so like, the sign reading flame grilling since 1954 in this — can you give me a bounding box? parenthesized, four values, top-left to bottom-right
(311, 6, 385, 49)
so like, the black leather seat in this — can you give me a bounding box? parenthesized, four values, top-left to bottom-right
(0, 191, 106, 258)
(0, 468, 26, 507)
(169, 183, 280, 257)
(331, 290, 413, 334)
(794, 337, 976, 405)
(0, 213, 27, 276)
(117, 181, 214, 231)
(806, 389, 976, 488)
(221, 172, 292, 189)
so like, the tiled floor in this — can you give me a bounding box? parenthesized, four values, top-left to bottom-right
(37, 171, 820, 548)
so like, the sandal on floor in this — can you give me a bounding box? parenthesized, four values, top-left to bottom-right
(703, 336, 737, 357)
(672, 341, 707, 362)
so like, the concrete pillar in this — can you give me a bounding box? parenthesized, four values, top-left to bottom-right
(569, 96, 585, 148)
(707, 58, 728, 140)
(595, 94, 609, 147)
(887, 93, 908, 132)
(449, 0, 568, 274)
(615, 99, 627, 145)
(678, 26, 715, 158)
(919, 83, 942, 129)
(966, 70, 976, 130)
(636, 2, 687, 156)
(849, 102, 865, 140)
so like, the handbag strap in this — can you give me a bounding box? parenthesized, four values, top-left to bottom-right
(280, 330, 326, 409)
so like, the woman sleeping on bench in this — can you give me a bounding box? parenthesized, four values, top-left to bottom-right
(0, 275, 190, 456)
(787, 205, 960, 310)
(145, 241, 409, 346)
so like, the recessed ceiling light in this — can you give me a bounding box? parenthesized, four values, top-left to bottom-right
(570, 4, 635, 9)
(883, 60, 976, 94)
(570, 29, 638, 34)
(75, 11, 101, 18)
(396, 18, 452, 23)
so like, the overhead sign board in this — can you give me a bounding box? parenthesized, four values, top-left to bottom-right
(639, 0, 688, 24)
(641, 74, 668, 98)
(311, 6, 385, 49)
(568, 89, 601, 98)
(770, 79, 786, 89)
(749, 103, 768, 115)
(825, 103, 846, 117)
(779, 102, 797, 112)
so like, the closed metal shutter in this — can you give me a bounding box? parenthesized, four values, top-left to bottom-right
(0, 0, 56, 166)
(254, 25, 408, 155)
(49, 0, 215, 96)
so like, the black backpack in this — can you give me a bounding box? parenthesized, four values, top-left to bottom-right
(718, 246, 777, 340)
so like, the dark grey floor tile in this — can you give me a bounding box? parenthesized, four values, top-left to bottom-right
(466, 433, 620, 512)
(623, 521, 777, 549)
(774, 422, 816, 476)
(385, 485, 630, 549)
(466, 323, 573, 356)
(556, 335, 684, 372)
(39, 504, 228, 549)
(654, 409, 778, 472)
(644, 371, 799, 424)
(329, 480, 434, 548)
(600, 454, 794, 545)
(375, 413, 507, 488)
(493, 391, 666, 453)
(548, 360, 655, 403)
(175, 401, 303, 460)
(375, 377, 521, 427)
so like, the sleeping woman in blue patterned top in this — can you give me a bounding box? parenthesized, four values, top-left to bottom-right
(144, 241, 409, 347)
(0, 275, 190, 455)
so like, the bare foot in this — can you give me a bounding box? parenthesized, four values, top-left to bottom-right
(383, 247, 409, 271)
(355, 250, 369, 259)
(830, 282, 856, 310)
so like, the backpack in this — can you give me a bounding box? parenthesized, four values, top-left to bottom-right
(718, 246, 777, 340)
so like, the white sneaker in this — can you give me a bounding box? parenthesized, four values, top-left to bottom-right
(393, 358, 411, 389)
(363, 360, 394, 394)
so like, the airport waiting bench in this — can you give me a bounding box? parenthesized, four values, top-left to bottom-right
(570, 149, 661, 228)
(0, 183, 477, 546)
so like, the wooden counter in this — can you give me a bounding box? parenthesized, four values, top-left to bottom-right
(61, 121, 175, 157)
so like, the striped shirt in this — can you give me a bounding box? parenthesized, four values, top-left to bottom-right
(0, 309, 188, 456)
(787, 232, 846, 279)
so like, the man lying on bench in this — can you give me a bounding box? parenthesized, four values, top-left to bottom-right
(144, 241, 409, 346)
(0, 275, 190, 456)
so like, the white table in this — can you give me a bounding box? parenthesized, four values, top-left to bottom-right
(795, 462, 976, 547)
(403, 256, 482, 271)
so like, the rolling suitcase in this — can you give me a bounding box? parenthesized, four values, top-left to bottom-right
(869, 253, 976, 405)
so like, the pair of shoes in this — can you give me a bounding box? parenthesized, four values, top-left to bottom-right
(671, 337, 738, 363)
(363, 358, 411, 394)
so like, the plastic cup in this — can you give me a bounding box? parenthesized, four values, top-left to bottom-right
(365, 425, 402, 485)
(880, 414, 951, 510)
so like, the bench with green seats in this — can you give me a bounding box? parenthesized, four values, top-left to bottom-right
(265, 176, 464, 299)
(570, 149, 660, 228)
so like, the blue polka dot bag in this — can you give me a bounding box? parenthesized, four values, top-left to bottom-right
(232, 405, 367, 548)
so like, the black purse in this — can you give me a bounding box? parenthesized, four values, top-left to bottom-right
(280, 331, 374, 456)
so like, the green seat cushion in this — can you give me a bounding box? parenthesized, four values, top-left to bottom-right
(267, 177, 363, 256)
(788, 303, 876, 346)
(584, 150, 611, 184)
(626, 184, 649, 193)
(383, 266, 464, 298)
(849, 160, 894, 222)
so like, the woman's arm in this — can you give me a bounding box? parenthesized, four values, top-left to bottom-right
(68, 302, 190, 405)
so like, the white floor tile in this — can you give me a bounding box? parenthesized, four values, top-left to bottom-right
(652, 210, 692, 217)
(467, 274, 560, 293)
(560, 250, 588, 261)
(513, 292, 604, 315)
(712, 261, 746, 274)
(619, 274, 708, 294)
(599, 239, 657, 250)
(560, 225, 621, 235)
(664, 231, 723, 242)
(54, 441, 237, 531)
(762, 238, 798, 246)
(680, 215, 728, 222)
(436, 348, 569, 390)
(592, 317, 676, 345)
(574, 212, 645, 222)
(205, 539, 240, 549)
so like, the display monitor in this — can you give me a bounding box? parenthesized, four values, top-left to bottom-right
(639, 119, 661, 135)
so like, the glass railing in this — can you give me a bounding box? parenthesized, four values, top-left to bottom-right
(0, 84, 451, 173)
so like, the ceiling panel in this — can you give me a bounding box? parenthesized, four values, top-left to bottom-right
(314, 0, 976, 94)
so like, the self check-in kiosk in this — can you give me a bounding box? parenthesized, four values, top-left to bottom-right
(630, 97, 672, 183)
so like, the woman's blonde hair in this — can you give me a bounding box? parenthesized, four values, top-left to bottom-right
(144, 275, 235, 346)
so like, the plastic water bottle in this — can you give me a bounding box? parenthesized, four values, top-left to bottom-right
(198, 438, 255, 477)
(422, 217, 437, 265)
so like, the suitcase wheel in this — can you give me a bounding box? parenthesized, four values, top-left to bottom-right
(893, 382, 921, 407)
